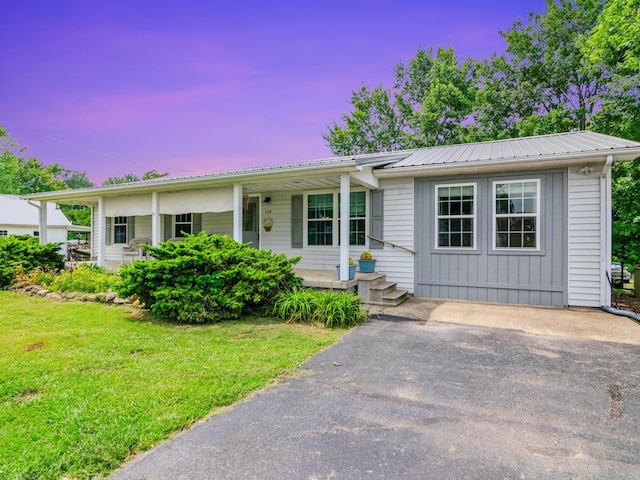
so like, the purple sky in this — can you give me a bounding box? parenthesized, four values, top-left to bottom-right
(2, 0, 545, 183)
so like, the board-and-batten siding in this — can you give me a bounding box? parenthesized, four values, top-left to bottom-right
(567, 166, 602, 307)
(415, 170, 567, 306)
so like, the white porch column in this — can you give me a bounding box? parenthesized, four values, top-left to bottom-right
(151, 191, 160, 246)
(97, 196, 105, 267)
(339, 174, 350, 281)
(38, 201, 48, 244)
(233, 184, 243, 242)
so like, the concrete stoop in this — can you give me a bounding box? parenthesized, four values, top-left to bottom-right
(357, 273, 409, 306)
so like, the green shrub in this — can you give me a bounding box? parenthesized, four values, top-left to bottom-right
(117, 233, 301, 323)
(272, 289, 367, 328)
(50, 265, 117, 293)
(0, 235, 64, 288)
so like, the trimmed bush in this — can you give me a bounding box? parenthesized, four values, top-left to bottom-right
(0, 235, 64, 288)
(272, 289, 367, 328)
(117, 233, 301, 323)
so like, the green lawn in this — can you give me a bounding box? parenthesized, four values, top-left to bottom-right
(0, 292, 343, 479)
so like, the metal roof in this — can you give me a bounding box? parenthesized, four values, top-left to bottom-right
(385, 131, 640, 169)
(0, 194, 72, 227)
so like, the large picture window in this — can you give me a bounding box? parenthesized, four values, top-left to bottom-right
(494, 180, 539, 249)
(174, 213, 192, 238)
(436, 184, 476, 248)
(114, 216, 128, 244)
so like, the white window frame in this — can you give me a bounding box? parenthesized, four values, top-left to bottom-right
(435, 182, 477, 250)
(492, 179, 541, 251)
(174, 213, 193, 238)
(113, 216, 128, 244)
(304, 189, 368, 247)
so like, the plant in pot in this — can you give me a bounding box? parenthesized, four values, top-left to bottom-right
(358, 252, 376, 273)
(336, 257, 357, 280)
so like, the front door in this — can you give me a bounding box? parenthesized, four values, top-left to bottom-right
(242, 196, 259, 247)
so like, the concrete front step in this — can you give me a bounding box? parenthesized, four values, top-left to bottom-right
(368, 288, 409, 307)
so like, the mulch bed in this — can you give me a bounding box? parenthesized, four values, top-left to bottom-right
(613, 291, 640, 314)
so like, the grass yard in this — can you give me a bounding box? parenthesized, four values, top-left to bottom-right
(0, 292, 344, 479)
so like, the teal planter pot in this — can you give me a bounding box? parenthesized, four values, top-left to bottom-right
(358, 259, 376, 273)
(336, 264, 356, 280)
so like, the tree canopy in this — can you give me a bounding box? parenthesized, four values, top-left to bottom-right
(324, 0, 640, 267)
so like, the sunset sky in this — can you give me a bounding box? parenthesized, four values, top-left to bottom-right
(2, 0, 545, 183)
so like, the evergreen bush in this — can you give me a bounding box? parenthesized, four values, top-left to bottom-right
(117, 233, 301, 323)
(0, 235, 64, 288)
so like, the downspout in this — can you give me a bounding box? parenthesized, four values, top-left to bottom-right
(599, 155, 640, 322)
(600, 155, 613, 307)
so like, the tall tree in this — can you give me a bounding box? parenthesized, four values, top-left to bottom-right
(323, 47, 476, 155)
(102, 170, 169, 185)
(473, 0, 609, 138)
(0, 126, 66, 194)
(584, 0, 640, 75)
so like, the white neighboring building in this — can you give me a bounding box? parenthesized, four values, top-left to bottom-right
(0, 194, 72, 256)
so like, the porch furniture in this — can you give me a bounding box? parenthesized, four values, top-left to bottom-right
(122, 238, 151, 263)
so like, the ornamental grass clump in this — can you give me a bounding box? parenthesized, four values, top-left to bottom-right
(272, 289, 367, 328)
(117, 233, 301, 323)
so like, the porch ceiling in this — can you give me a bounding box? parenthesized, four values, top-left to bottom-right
(242, 174, 346, 194)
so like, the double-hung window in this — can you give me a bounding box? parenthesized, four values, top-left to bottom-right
(494, 180, 539, 249)
(0, 230, 7, 237)
(436, 184, 476, 249)
(174, 213, 192, 238)
(114, 216, 128, 244)
(307, 191, 367, 246)
(307, 194, 334, 246)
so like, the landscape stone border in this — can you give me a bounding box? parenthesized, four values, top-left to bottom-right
(9, 282, 144, 308)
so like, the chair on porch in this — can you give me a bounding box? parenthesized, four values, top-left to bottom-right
(121, 238, 151, 263)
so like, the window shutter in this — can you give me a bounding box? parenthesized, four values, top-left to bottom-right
(163, 214, 172, 241)
(105, 217, 112, 245)
(193, 213, 202, 234)
(369, 189, 384, 250)
(127, 216, 135, 242)
(291, 195, 303, 248)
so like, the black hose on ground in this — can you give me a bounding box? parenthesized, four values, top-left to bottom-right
(601, 305, 640, 323)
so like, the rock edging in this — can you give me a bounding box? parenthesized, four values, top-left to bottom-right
(9, 282, 144, 308)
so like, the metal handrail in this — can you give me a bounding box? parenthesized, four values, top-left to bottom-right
(367, 235, 416, 254)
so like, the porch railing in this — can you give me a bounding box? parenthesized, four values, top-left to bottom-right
(367, 235, 416, 254)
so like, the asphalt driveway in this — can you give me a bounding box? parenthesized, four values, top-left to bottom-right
(110, 313, 640, 479)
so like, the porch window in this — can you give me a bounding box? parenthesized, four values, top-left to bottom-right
(308, 194, 333, 246)
(0, 230, 7, 237)
(307, 191, 367, 246)
(436, 184, 476, 248)
(114, 216, 128, 244)
(174, 213, 192, 238)
(493, 180, 539, 249)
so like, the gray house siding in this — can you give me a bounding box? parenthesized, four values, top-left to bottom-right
(415, 169, 567, 307)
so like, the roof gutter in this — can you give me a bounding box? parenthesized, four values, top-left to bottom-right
(374, 148, 640, 178)
(22, 160, 360, 202)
